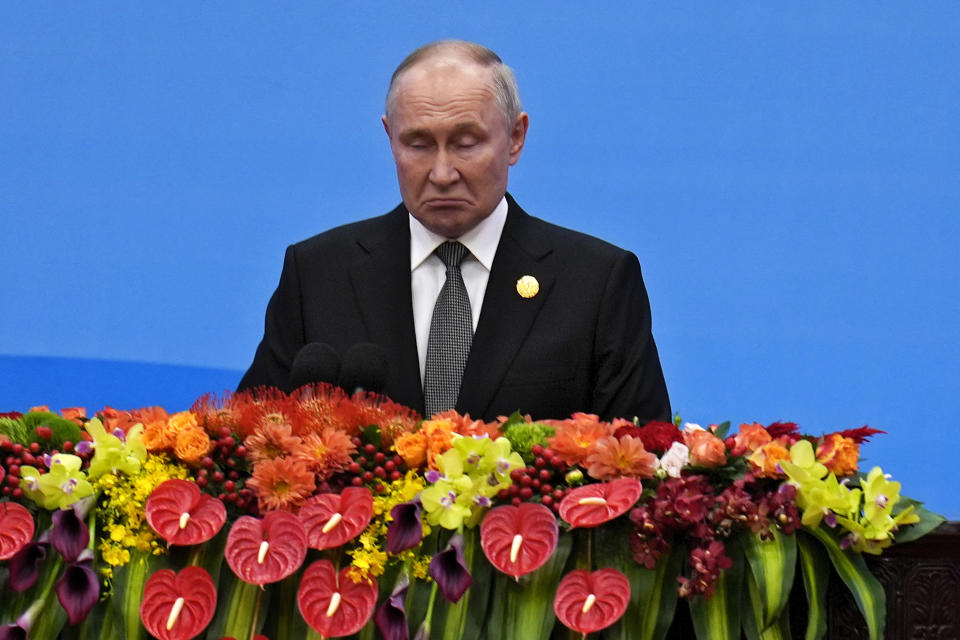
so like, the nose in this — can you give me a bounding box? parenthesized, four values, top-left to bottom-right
(428, 149, 459, 187)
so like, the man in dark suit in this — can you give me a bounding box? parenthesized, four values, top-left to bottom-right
(239, 40, 670, 424)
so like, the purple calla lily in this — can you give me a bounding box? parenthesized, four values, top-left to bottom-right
(0, 624, 27, 640)
(55, 553, 99, 624)
(429, 533, 472, 603)
(374, 572, 410, 640)
(51, 507, 89, 563)
(8, 542, 48, 592)
(387, 499, 424, 554)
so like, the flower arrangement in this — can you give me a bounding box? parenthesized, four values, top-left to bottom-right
(0, 387, 944, 640)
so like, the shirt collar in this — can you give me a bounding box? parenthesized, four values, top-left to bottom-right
(409, 196, 508, 271)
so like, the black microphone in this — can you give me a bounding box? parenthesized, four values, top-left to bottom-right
(339, 343, 388, 395)
(289, 343, 342, 392)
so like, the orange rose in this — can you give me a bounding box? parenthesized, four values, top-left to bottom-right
(394, 432, 427, 468)
(141, 422, 175, 452)
(730, 422, 772, 456)
(748, 438, 791, 478)
(167, 411, 199, 435)
(174, 427, 213, 464)
(816, 434, 859, 476)
(684, 429, 727, 468)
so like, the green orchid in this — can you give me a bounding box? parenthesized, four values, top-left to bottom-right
(86, 418, 146, 478)
(20, 454, 94, 510)
(797, 472, 861, 527)
(779, 439, 828, 485)
(421, 476, 475, 529)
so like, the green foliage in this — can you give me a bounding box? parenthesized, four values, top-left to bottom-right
(0, 416, 29, 444)
(501, 420, 554, 464)
(20, 411, 84, 448)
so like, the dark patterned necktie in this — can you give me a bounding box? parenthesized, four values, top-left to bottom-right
(423, 241, 473, 417)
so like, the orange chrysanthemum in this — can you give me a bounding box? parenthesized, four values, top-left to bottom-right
(60, 407, 87, 426)
(296, 428, 356, 478)
(247, 457, 316, 512)
(245, 422, 303, 464)
(547, 413, 614, 466)
(748, 438, 791, 478)
(584, 435, 658, 481)
(816, 433, 859, 476)
(174, 427, 213, 464)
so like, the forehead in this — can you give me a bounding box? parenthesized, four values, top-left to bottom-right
(389, 58, 501, 129)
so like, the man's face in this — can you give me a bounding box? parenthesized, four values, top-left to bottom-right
(383, 58, 528, 238)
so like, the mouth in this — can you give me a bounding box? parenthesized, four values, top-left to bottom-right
(423, 198, 470, 208)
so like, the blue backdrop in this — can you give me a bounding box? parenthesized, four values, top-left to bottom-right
(2, 3, 957, 517)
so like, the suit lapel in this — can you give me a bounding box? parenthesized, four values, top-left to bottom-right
(458, 197, 555, 418)
(348, 208, 425, 414)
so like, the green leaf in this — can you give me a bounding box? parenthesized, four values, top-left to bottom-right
(360, 424, 382, 450)
(796, 532, 829, 640)
(804, 525, 885, 640)
(431, 527, 492, 640)
(601, 540, 684, 640)
(484, 529, 573, 640)
(713, 421, 732, 440)
(107, 547, 173, 640)
(688, 537, 745, 640)
(741, 529, 796, 629)
(206, 570, 270, 640)
(743, 565, 792, 640)
(890, 499, 945, 544)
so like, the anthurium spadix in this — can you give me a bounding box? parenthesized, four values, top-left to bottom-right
(140, 567, 217, 640)
(145, 478, 226, 546)
(559, 477, 643, 528)
(480, 503, 558, 578)
(297, 559, 378, 638)
(225, 512, 307, 585)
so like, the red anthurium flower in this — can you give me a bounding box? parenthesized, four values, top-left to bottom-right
(0, 502, 35, 561)
(480, 503, 558, 577)
(554, 568, 630, 634)
(225, 512, 307, 585)
(141, 566, 217, 640)
(299, 487, 373, 550)
(558, 478, 643, 528)
(297, 559, 378, 638)
(146, 479, 227, 546)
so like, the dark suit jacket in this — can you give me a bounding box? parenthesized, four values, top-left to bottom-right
(238, 195, 670, 423)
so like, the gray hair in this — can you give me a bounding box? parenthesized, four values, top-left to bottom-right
(385, 40, 522, 127)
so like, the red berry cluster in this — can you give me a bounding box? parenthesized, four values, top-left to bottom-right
(497, 444, 572, 514)
(195, 428, 255, 515)
(327, 439, 407, 494)
(0, 428, 92, 500)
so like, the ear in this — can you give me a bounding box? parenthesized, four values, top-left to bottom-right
(508, 112, 529, 165)
(381, 114, 391, 139)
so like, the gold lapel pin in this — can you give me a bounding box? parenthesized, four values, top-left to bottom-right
(516, 275, 539, 298)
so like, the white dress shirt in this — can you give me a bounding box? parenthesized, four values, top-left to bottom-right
(409, 196, 508, 384)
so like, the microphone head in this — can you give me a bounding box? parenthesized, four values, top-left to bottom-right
(289, 343, 341, 392)
(339, 343, 388, 394)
